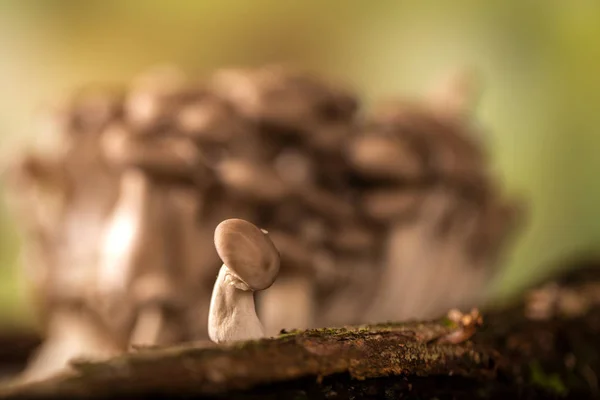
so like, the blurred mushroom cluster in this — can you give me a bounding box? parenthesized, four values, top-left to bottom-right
(3, 64, 525, 382)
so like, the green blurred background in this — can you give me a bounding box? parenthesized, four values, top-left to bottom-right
(1, 1, 599, 328)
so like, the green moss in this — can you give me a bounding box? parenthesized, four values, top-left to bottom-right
(320, 327, 345, 335)
(440, 317, 457, 328)
(231, 338, 265, 350)
(277, 329, 304, 339)
(529, 361, 568, 396)
(277, 332, 301, 339)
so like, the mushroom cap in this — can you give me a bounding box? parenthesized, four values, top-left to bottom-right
(214, 218, 280, 290)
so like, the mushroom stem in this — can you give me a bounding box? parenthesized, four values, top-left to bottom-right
(97, 169, 151, 294)
(208, 265, 264, 343)
(129, 305, 165, 347)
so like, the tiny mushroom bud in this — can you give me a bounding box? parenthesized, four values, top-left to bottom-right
(208, 218, 280, 343)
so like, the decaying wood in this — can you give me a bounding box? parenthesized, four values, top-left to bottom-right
(1, 267, 599, 400)
(1, 260, 598, 399)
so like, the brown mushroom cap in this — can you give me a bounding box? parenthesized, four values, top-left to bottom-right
(214, 218, 280, 290)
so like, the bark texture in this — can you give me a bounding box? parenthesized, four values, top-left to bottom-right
(1, 263, 598, 400)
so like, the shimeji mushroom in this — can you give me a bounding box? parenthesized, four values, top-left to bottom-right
(96, 123, 203, 346)
(208, 218, 280, 343)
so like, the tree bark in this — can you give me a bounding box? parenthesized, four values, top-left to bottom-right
(0, 309, 596, 399)
(1, 262, 599, 400)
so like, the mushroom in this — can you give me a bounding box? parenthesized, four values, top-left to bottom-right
(208, 218, 280, 343)
(178, 190, 259, 340)
(7, 64, 526, 360)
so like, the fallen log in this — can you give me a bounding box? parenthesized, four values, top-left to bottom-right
(0, 259, 598, 400)
(0, 306, 594, 398)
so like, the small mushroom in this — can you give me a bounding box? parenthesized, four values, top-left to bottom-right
(208, 218, 280, 343)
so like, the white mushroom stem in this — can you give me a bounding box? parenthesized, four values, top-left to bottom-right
(208, 265, 264, 343)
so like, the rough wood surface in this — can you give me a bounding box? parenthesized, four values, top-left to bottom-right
(1, 270, 599, 400)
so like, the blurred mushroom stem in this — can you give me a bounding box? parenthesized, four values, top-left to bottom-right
(97, 169, 151, 294)
(364, 190, 450, 322)
(259, 274, 315, 336)
(95, 167, 171, 335)
(19, 307, 120, 384)
(129, 305, 166, 347)
(317, 259, 378, 327)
